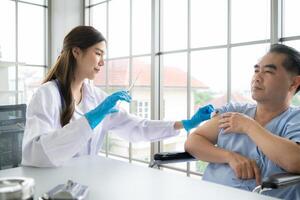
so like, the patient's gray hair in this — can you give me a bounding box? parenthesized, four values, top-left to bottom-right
(269, 44, 300, 93)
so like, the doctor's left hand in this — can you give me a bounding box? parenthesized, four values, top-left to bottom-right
(85, 90, 132, 129)
(181, 104, 214, 132)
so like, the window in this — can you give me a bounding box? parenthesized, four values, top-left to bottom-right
(231, 0, 270, 43)
(136, 100, 150, 119)
(89, 2, 107, 39)
(131, 57, 151, 162)
(108, 0, 130, 58)
(161, 52, 187, 170)
(106, 59, 130, 158)
(191, 49, 227, 107)
(231, 44, 269, 103)
(87, 0, 152, 163)
(20, 0, 47, 5)
(191, 0, 227, 48)
(132, 0, 151, 55)
(19, 2, 46, 65)
(18, 66, 45, 104)
(282, 0, 300, 106)
(282, 0, 300, 37)
(0, 0, 15, 62)
(0, 0, 47, 105)
(86, 0, 299, 177)
(189, 48, 228, 174)
(161, 0, 187, 51)
(0, 65, 16, 105)
(0, 1, 16, 105)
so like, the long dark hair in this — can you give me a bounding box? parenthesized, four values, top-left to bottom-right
(43, 26, 106, 126)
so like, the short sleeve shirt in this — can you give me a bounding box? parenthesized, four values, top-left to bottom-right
(202, 102, 300, 200)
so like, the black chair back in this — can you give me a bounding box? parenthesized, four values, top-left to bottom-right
(0, 104, 26, 169)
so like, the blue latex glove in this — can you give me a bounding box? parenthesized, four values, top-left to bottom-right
(182, 104, 214, 132)
(85, 90, 132, 129)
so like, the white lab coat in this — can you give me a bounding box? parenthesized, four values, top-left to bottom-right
(22, 80, 179, 167)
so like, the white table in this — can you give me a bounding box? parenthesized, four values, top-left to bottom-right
(0, 156, 278, 200)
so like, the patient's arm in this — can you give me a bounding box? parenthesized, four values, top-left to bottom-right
(184, 115, 231, 164)
(185, 115, 261, 185)
(246, 124, 300, 173)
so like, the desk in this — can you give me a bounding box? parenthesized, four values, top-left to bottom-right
(0, 156, 278, 200)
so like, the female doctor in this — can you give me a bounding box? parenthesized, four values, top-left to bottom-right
(22, 26, 214, 167)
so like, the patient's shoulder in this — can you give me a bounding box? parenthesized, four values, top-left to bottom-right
(217, 102, 255, 114)
(284, 106, 300, 121)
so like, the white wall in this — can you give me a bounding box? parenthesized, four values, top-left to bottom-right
(50, 0, 84, 65)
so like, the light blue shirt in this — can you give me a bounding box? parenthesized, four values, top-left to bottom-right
(203, 102, 300, 200)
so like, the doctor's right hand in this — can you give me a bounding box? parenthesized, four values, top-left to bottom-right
(85, 90, 132, 129)
(181, 104, 214, 132)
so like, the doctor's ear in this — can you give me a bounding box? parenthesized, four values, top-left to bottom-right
(72, 47, 81, 59)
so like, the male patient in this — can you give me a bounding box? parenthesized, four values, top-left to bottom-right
(185, 44, 300, 200)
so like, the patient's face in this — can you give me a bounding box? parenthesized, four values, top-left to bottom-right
(251, 52, 293, 104)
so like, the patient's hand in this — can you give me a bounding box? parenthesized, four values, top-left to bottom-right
(218, 112, 254, 134)
(227, 151, 261, 185)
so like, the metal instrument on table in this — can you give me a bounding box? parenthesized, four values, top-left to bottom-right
(0, 177, 35, 200)
(39, 180, 89, 200)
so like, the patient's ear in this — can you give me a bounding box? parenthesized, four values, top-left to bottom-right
(289, 75, 300, 92)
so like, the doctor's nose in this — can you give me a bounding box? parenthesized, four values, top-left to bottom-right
(98, 58, 104, 67)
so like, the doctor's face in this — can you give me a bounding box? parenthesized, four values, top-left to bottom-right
(74, 41, 106, 80)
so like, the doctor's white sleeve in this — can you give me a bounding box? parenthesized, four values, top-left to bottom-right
(102, 109, 180, 142)
(22, 85, 93, 167)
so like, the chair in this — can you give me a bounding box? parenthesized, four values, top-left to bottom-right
(0, 104, 26, 170)
(150, 151, 300, 194)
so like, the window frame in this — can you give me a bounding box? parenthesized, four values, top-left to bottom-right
(85, 0, 300, 177)
(0, 0, 48, 104)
